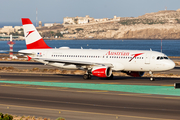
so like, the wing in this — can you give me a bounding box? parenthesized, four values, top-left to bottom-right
(36, 58, 113, 67)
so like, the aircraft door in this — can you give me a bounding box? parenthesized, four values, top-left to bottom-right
(145, 53, 151, 64)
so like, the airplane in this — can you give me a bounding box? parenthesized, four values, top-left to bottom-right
(18, 18, 175, 81)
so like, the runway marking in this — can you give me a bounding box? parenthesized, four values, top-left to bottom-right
(0, 103, 175, 120)
(76, 90, 108, 93)
(165, 97, 180, 99)
(37, 87, 68, 90)
(161, 84, 174, 86)
(100, 82, 120, 84)
(118, 93, 151, 96)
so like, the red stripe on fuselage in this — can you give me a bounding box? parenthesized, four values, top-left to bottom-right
(22, 18, 32, 25)
(26, 38, 51, 49)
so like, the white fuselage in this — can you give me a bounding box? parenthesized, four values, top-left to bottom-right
(19, 47, 175, 72)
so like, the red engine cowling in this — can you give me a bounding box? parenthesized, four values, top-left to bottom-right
(126, 71, 144, 77)
(92, 66, 112, 78)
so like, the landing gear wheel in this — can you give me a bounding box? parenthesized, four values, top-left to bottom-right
(110, 74, 114, 79)
(83, 74, 91, 80)
(88, 74, 91, 79)
(149, 71, 155, 81)
(83, 74, 89, 80)
(106, 74, 114, 80)
(150, 77, 154, 81)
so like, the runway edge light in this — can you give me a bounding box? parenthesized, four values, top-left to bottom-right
(174, 83, 180, 89)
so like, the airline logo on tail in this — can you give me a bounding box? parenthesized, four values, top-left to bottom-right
(21, 18, 51, 49)
(26, 30, 35, 37)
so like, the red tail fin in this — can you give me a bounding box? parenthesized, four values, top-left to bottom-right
(21, 18, 51, 49)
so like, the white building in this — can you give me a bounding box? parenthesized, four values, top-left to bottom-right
(44, 23, 54, 27)
(0, 26, 14, 34)
(63, 17, 75, 24)
(63, 15, 94, 24)
(113, 16, 121, 21)
(14, 26, 23, 33)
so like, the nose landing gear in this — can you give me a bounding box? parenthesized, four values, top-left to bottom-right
(149, 71, 154, 81)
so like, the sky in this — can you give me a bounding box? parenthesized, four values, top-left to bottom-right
(0, 0, 180, 23)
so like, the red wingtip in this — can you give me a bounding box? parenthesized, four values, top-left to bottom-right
(21, 18, 32, 25)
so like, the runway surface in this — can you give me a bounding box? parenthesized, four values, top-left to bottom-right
(0, 61, 180, 75)
(0, 73, 180, 120)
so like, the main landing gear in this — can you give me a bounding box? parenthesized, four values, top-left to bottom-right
(83, 74, 91, 80)
(83, 70, 92, 80)
(149, 71, 154, 81)
(106, 74, 114, 80)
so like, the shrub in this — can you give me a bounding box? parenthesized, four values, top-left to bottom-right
(75, 28, 84, 32)
(56, 117, 65, 120)
(0, 113, 13, 120)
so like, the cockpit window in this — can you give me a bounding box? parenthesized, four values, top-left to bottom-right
(164, 57, 168, 59)
(157, 56, 169, 60)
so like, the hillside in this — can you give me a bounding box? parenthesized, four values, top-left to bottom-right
(38, 9, 180, 40)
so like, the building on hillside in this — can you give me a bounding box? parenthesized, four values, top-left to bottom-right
(63, 17, 75, 24)
(44, 23, 61, 28)
(14, 26, 23, 33)
(113, 16, 121, 21)
(39, 21, 42, 28)
(44, 23, 54, 27)
(0, 26, 14, 35)
(0, 26, 23, 35)
(94, 18, 109, 22)
(63, 15, 94, 24)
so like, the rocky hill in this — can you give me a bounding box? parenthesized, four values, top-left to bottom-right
(38, 9, 180, 40)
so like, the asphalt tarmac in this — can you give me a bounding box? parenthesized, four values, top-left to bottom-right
(0, 73, 180, 120)
(0, 61, 180, 120)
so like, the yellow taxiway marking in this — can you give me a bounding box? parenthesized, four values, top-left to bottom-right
(161, 84, 174, 86)
(1, 84, 12, 86)
(37, 87, 68, 90)
(43, 81, 62, 82)
(100, 82, 120, 84)
(118, 93, 151, 96)
(0, 103, 175, 120)
(165, 97, 180, 99)
(76, 90, 108, 93)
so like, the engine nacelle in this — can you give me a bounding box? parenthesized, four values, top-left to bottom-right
(92, 66, 112, 78)
(126, 71, 145, 77)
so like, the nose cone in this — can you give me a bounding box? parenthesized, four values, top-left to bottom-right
(164, 60, 175, 70)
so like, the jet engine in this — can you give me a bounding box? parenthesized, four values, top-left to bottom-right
(126, 71, 145, 77)
(92, 66, 112, 78)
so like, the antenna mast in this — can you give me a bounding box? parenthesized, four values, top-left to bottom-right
(36, 8, 38, 27)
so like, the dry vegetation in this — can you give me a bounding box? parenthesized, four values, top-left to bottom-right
(0, 65, 179, 78)
(0, 113, 66, 120)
